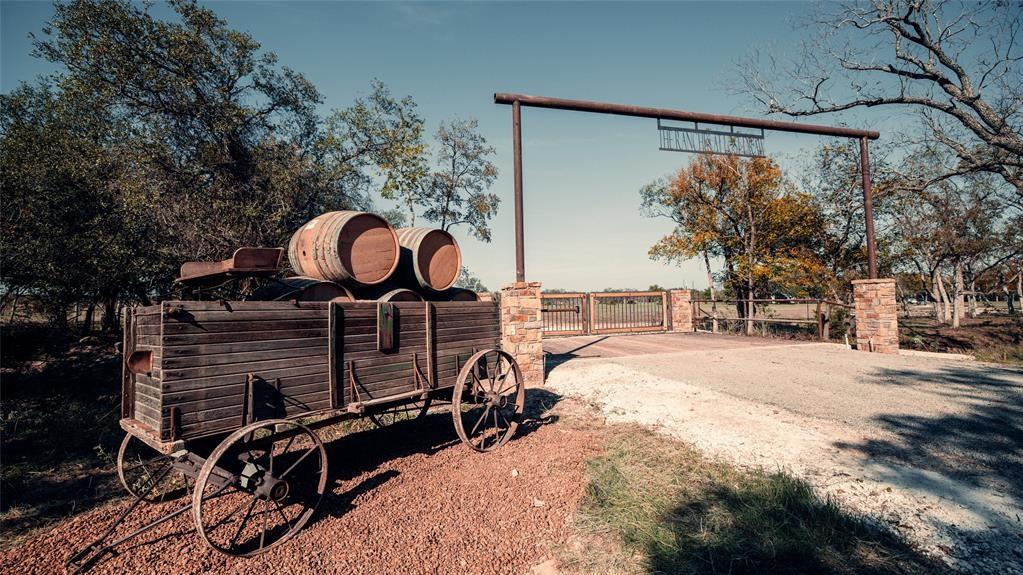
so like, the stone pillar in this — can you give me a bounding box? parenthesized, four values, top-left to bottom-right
(669, 289, 694, 332)
(500, 281, 544, 386)
(852, 278, 899, 354)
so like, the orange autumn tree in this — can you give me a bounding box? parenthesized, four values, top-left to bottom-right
(640, 154, 828, 334)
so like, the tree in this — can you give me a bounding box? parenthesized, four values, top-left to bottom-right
(0, 82, 163, 327)
(2, 0, 433, 323)
(454, 267, 488, 293)
(797, 141, 903, 299)
(739, 0, 1023, 198)
(641, 154, 827, 334)
(421, 118, 500, 241)
(890, 145, 1020, 326)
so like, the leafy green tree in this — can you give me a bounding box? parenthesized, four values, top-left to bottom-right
(2, 0, 432, 323)
(454, 267, 488, 293)
(421, 118, 500, 241)
(0, 83, 162, 327)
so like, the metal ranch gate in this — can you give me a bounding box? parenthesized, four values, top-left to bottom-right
(541, 291, 668, 336)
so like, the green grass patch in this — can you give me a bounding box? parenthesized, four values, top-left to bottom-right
(565, 427, 940, 574)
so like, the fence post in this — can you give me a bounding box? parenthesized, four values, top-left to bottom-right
(587, 293, 595, 335)
(816, 300, 823, 341)
(669, 290, 694, 332)
(851, 279, 899, 353)
(662, 291, 669, 331)
(501, 281, 545, 385)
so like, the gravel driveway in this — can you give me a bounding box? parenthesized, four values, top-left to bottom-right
(545, 339, 1023, 573)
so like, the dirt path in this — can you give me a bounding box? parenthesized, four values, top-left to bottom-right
(546, 344, 1023, 574)
(1, 391, 598, 575)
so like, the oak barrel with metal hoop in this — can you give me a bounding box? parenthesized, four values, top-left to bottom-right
(287, 211, 400, 286)
(394, 227, 461, 291)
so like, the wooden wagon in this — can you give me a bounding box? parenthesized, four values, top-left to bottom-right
(70, 298, 522, 571)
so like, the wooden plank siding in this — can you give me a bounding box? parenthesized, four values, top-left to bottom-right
(121, 300, 500, 444)
(129, 306, 163, 431)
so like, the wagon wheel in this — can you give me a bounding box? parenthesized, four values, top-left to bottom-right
(117, 433, 191, 503)
(192, 419, 327, 557)
(367, 398, 432, 429)
(451, 349, 524, 452)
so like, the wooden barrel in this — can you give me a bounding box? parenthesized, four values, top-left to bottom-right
(436, 287, 480, 301)
(287, 211, 400, 286)
(394, 228, 461, 291)
(374, 288, 423, 302)
(250, 276, 354, 302)
(352, 284, 424, 302)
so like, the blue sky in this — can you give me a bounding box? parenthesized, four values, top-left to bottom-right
(1, 1, 896, 291)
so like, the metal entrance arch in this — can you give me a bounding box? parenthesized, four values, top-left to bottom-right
(494, 93, 881, 281)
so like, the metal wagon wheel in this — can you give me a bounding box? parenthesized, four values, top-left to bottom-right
(192, 419, 327, 557)
(367, 398, 432, 428)
(117, 433, 191, 503)
(451, 349, 524, 452)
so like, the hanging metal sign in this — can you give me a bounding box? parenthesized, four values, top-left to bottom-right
(657, 119, 765, 158)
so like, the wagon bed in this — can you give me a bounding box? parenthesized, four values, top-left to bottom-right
(121, 300, 501, 452)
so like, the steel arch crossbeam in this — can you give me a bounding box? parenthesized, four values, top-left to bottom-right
(494, 92, 880, 280)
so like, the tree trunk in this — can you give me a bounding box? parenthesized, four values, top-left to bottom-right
(968, 278, 978, 318)
(1017, 263, 1022, 307)
(703, 250, 718, 333)
(50, 304, 70, 332)
(6, 292, 20, 323)
(82, 303, 96, 335)
(744, 275, 754, 336)
(952, 261, 963, 329)
(896, 282, 910, 316)
(102, 298, 118, 332)
(936, 271, 952, 322)
(930, 270, 945, 323)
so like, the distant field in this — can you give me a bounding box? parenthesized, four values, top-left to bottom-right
(901, 301, 1011, 318)
(692, 301, 828, 322)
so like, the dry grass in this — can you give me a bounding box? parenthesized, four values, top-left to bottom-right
(559, 426, 942, 575)
(900, 314, 1022, 366)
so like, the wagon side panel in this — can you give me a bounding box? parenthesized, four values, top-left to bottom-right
(126, 305, 164, 434)
(158, 301, 332, 441)
(337, 302, 429, 404)
(431, 301, 501, 389)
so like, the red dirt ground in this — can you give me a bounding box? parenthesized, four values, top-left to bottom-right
(1, 393, 598, 575)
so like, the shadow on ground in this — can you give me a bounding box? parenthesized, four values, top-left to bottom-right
(314, 387, 562, 521)
(575, 428, 944, 575)
(836, 363, 1023, 502)
(544, 336, 610, 377)
(1, 337, 125, 546)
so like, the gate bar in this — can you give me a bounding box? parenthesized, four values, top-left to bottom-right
(496, 93, 881, 280)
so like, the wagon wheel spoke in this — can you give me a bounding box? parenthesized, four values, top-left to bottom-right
(194, 420, 326, 557)
(118, 434, 191, 504)
(469, 405, 492, 436)
(452, 349, 524, 453)
(280, 446, 318, 480)
(369, 398, 432, 429)
(229, 496, 260, 549)
(270, 434, 295, 475)
(259, 499, 269, 551)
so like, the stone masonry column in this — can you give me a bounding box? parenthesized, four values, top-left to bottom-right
(500, 281, 544, 386)
(669, 289, 694, 332)
(852, 278, 899, 353)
